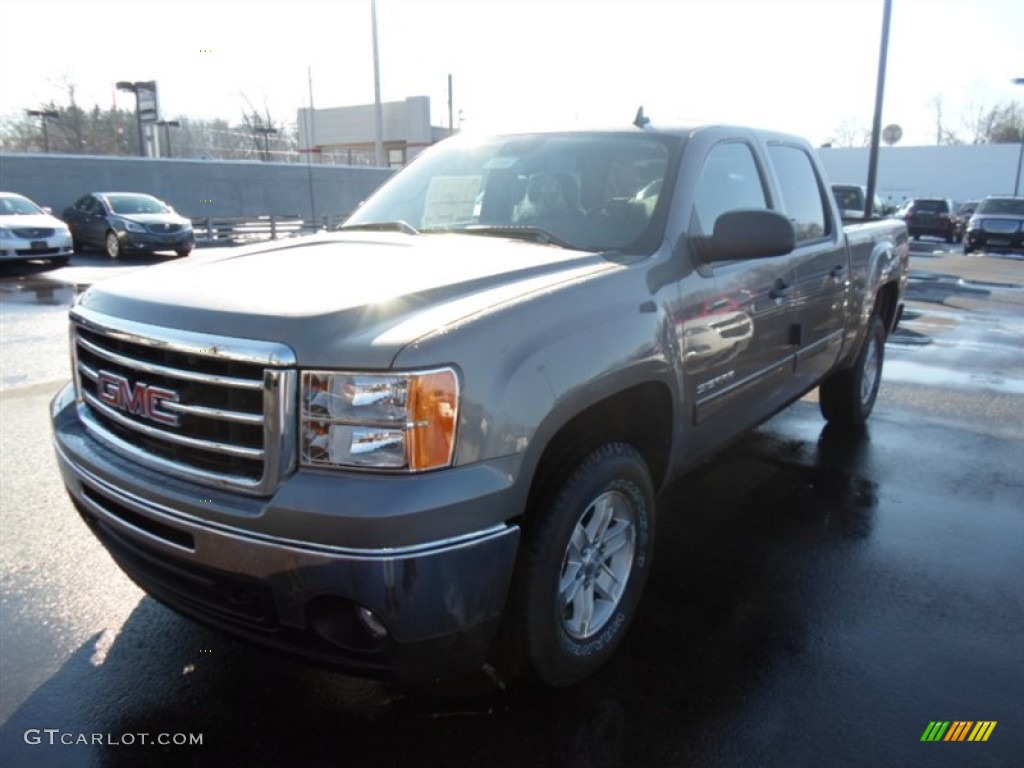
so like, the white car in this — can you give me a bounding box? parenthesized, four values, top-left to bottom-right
(0, 191, 74, 266)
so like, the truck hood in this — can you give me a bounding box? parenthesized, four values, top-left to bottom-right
(78, 231, 619, 368)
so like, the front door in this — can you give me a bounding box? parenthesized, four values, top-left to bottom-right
(682, 140, 800, 431)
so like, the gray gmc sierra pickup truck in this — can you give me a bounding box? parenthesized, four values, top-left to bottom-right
(51, 123, 908, 686)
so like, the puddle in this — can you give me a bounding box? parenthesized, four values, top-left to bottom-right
(883, 359, 1024, 396)
(0, 281, 85, 308)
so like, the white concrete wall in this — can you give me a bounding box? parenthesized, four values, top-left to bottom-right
(818, 143, 1022, 207)
(0, 153, 393, 220)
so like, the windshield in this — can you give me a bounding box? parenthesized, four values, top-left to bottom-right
(911, 200, 949, 214)
(978, 197, 1024, 216)
(107, 194, 171, 215)
(344, 132, 679, 253)
(0, 195, 44, 216)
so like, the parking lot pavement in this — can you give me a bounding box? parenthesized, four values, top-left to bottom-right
(0, 246, 1021, 767)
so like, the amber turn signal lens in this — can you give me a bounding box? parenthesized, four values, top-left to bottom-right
(407, 369, 459, 471)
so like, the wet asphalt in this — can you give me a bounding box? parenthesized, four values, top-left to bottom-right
(1, 242, 1022, 767)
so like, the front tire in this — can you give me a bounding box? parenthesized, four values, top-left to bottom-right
(819, 314, 886, 427)
(496, 443, 655, 687)
(104, 230, 121, 260)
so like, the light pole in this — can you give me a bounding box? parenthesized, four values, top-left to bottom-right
(156, 119, 180, 158)
(116, 81, 157, 157)
(26, 109, 59, 153)
(371, 0, 384, 167)
(1013, 77, 1024, 196)
(865, 0, 893, 220)
(116, 81, 145, 156)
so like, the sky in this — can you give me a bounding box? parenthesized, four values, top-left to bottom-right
(1, 0, 1022, 148)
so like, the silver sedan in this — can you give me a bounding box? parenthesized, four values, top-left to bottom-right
(0, 191, 74, 267)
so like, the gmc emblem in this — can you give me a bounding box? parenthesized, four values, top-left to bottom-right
(97, 370, 180, 427)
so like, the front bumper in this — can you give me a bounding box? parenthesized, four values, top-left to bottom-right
(120, 230, 195, 253)
(965, 229, 1024, 253)
(52, 383, 522, 681)
(0, 233, 73, 261)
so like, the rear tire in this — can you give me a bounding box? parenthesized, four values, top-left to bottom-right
(494, 443, 655, 687)
(819, 314, 886, 427)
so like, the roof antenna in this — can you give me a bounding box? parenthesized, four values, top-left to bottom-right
(633, 106, 650, 128)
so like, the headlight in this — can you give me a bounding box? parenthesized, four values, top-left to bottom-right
(0, 227, 13, 240)
(119, 219, 146, 233)
(300, 368, 459, 471)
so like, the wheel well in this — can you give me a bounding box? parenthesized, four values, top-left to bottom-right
(526, 381, 673, 514)
(875, 281, 900, 334)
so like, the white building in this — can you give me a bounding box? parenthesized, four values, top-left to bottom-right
(297, 95, 449, 167)
(818, 143, 1021, 206)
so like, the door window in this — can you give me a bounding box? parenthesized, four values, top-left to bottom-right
(692, 142, 769, 237)
(767, 144, 830, 243)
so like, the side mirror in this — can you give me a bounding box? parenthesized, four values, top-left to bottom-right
(42, 206, 53, 215)
(698, 209, 796, 262)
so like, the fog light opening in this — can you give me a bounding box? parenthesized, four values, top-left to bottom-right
(357, 606, 388, 640)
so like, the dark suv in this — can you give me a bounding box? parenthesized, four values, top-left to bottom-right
(963, 196, 1024, 254)
(896, 198, 958, 243)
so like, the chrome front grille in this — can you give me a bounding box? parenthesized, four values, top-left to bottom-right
(13, 227, 55, 238)
(71, 307, 297, 495)
(982, 219, 1021, 234)
(147, 223, 183, 233)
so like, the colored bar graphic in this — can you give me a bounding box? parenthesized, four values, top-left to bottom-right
(921, 721, 950, 741)
(921, 721, 996, 742)
(968, 722, 997, 742)
(944, 721, 972, 741)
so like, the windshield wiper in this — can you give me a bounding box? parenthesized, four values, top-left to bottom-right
(339, 220, 419, 235)
(437, 225, 577, 250)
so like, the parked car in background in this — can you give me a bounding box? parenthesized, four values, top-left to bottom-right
(62, 192, 194, 259)
(831, 183, 886, 220)
(895, 197, 959, 243)
(955, 200, 979, 225)
(0, 191, 74, 267)
(963, 196, 1024, 254)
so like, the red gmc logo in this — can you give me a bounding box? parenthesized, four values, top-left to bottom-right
(97, 370, 180, 427)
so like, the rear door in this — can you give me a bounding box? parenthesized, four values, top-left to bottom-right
(766, 142, 848, 388)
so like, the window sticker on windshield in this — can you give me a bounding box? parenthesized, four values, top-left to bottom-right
(423, 176, 482, 227)
(483, 157, 517, 170)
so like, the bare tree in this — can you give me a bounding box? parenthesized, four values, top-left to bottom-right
(929, 95, 962, 145)
(961, 101, 1024, 145)
(828, 118, 872, 148)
